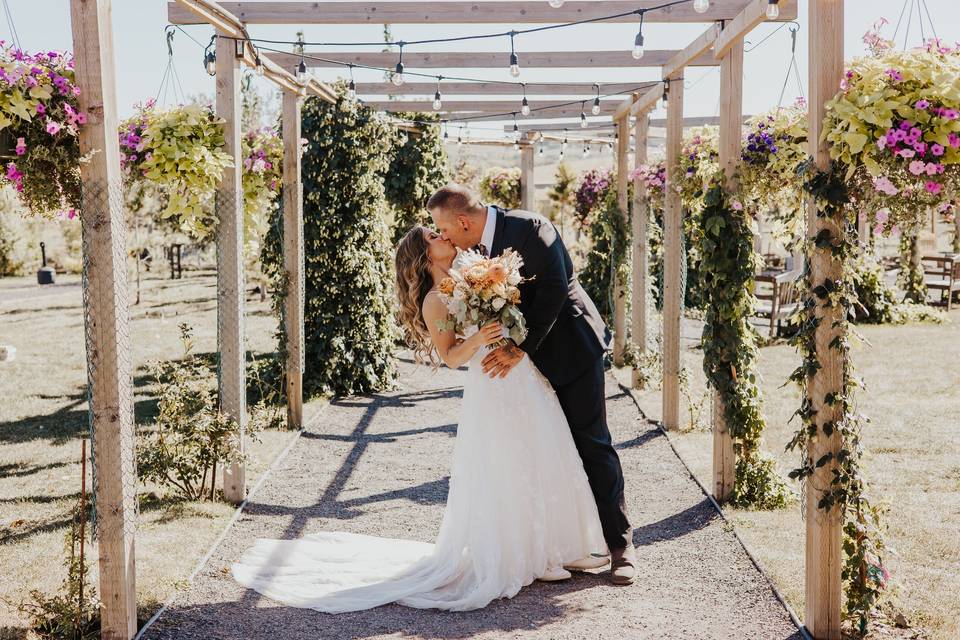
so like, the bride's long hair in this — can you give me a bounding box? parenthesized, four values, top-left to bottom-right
(395, 226, 438, 365)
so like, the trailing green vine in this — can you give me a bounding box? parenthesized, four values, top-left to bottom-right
(698, 173, 790, 510)
(581, 186, 630, 324)
(787, 159, 888, 636)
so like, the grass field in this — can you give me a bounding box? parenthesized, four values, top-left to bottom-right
(0, 271, 322, 636)
(622, 310, 960, 640)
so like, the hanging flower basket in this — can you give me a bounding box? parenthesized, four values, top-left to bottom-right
(824, 33, 960, 235)
(675, 127, 719, 213)
(479, 166, 521, 210)
(631, 161, 666, 213)
(119, 101, 234, 240)
(241, 126, 282, 256)
(573, 167, 613, 225)
(0, 44, 85, 218)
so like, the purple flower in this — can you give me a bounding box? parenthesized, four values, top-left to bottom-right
(36, 102, 46, 115)
(46, 120, 62, 135)
(943, 109, 959, 120)
(925, 181, 942, 195)
(931, 143, 945, 156)
(949, 133, 960, 148)
(14, 137, 25, 156)
(898, 121, 912, 131)
(908, 160, 926, 175)
(885, 68, 904, 82)
(915, 99, 930, 110)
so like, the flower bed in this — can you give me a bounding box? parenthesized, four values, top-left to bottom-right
(0, 44, 85, 217)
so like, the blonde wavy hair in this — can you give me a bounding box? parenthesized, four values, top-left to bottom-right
(395, 226, 439, 365)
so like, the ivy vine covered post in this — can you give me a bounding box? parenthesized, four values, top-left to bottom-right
(612, 114, 631, 366)
(215, 30, 248, 504)
(631, 111, 650, 388)
(69, 0, 138, 636)
(806, 1, 845, 636)
(281, 89, 305, 429)
(711, 30, 745, 503)
(662, 76, 684, 430)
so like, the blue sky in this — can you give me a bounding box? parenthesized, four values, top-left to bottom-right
(15, 1, 960, 136)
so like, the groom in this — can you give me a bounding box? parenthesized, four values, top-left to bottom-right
(427, 184, 636, 585)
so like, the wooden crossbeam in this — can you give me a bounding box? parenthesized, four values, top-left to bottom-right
(267, 50, 718, 70)
(663, 23, 720, 79)
(363, 99, 621, 115)
(715, 0, 778, 58)
(169, 1, 797, 25)
(354, 81, 653, 96)
(631, 83, 667, 116)
(507, 115, 734, 133)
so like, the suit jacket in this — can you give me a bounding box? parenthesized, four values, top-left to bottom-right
(489, 206, 611, 387)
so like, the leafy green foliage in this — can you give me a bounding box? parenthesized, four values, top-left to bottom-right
(788, 159, 888, 635)
(262, 88, 397, 396)
(897, 231, 927, 303)
(136, 324, 254, 501)
(18, 497, 100, 639)
(581, 188, 629, 324)
(384, 114, 449, 243)
(698, 174, 791, 510)
(479, 166, 521, 208)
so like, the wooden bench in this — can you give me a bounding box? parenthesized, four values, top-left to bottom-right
(922, 254, 960, 311)
(755, 269, 802, 337)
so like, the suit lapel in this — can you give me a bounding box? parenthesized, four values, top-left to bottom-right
(490, 206, 507, 258)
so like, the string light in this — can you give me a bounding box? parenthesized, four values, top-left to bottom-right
(582, 144, 590, 157)
(392, 43, 406, 86)
(539, 145, 544, 155)
(512, 113, 521, 141)
(592, 84, 601, 115)
(295, 36, 307, 81)
(433, 76, 442, 110)
(548, 0, 565, 7)
(508, 33, 520, 78)
(632, 11, 646, 60)
(693, 0, 710, 13)
(765, 0, 780, 19)
(203, 40, 216, 76)
(254, 50, 264, 77)
(457, 134, 463, 146)
(562, 131, 568, 152)
(662, 80, 670, 108)
(346, 65, 356, 100)
(521, 83, 530, 116)
(580, 101, 588, 128)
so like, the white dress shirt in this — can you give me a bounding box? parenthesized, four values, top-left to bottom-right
(479, 205, 497, 256)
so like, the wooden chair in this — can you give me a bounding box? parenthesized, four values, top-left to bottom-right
(922, 255, 960, 310)
(755, 270, 802, 337)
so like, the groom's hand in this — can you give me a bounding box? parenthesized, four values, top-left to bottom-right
(481, 343, 524, 379)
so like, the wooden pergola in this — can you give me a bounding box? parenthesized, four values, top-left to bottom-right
(69, 1, 850, 638)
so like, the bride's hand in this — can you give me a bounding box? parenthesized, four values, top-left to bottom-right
(474, 322, 504, 346)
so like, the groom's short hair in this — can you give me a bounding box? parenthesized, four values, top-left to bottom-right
(426, 184, 482, 215)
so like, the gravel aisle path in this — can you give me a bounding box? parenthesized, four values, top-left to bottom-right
(142, 357, 801, 640)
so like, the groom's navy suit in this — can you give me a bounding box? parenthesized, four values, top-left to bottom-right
(489, 206, 631, 551)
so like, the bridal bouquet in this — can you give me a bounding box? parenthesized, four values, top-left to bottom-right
(436, 249, 528, 348)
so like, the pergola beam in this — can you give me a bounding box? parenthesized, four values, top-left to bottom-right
(355, 81, 655, 96)
(267, 50, 719, 69)
(663, 23, 721, 79)
(169, 1, 797, 25)
(714, 0, 779, 58)
(364, 101, 622, 118)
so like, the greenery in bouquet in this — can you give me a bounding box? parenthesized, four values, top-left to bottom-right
(119, 101, 233, 240)
(573, 167, 613, 226)
(739, 103, 809, 247)
(824, 21, 960, 234)
(0, 44, 85, 217)
(479, 166, 521, 209)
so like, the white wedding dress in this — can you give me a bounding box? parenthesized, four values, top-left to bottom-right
(232, 339, 607, 613)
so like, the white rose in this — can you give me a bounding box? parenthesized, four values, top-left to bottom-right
(492, 297, 506, 311)
(507, 272, 521, 285)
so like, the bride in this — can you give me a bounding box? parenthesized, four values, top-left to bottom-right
(231, 226, 608, 613)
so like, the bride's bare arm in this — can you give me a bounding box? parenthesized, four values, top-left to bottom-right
(422, 293, 503, 369)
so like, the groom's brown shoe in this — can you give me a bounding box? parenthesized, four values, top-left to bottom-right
(609, 545, 637, 586)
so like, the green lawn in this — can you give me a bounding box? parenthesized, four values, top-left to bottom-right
(0, 271, 322, 636)
(621, 309, 960, 640)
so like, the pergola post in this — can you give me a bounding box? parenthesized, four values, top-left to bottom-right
(712, 35, 743, 502)
(520, 137, 536, 211)
(282, 90, 305, 429)
(69, 0, 137, 637)
(662, 78, 684, 430)
(806, 0, 845, 637)
(215, 31, 247, 504)
(631, 112, 650, 388)
(612, 115, 630, 366)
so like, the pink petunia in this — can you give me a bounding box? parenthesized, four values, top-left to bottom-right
(898, 148, 916, 159)
(925, 181, 942, 195)
(944, 109, 959, 120)
(14, 137, 25, 156)
(909, 160, 926, 175)
(949, 133, 960, 148)
(931, 143, 945, 156)
(45, 121, 62, 135)
(873, 223, 885, 235)
(915, 99, 930, 110)
(885, 69, 904, 82)
(877, 137, 887, 150)
(75, 112, 86, 125)
(926, 163, 941, 176)
(873, 177, 899, 196)
(35, 102, 46, 115)
(893, 130, 907, 142)
(731, 200, 743, 211)
(876, 208, 890, 224)
(913, 142, 927, 155)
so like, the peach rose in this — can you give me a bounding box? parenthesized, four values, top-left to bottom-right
(438, 277, 455, 295)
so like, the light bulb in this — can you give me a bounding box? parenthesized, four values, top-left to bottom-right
(632, 33, 645, 60)
(539, 145, 544, 155)
(347, 79, 356, 100)
(592, 97, 601, 115)
(433, 91, 442, 111)
(693, 0, 710, 14)
(521, 97, 530, 116)
(509, 52, 520, 78)
(296, 60, 307, 81)
(392, 62, 405, 86)
(254, 56, 264, 77)
(204, 51, 216, 76)
(548, 0, 565, 7)
(583, 145, 590, 157)
(514, 142, 520, 151)
(457, 135, 463, 146)
(580, 112, 588, 128)
(765, 1, 779, 19)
